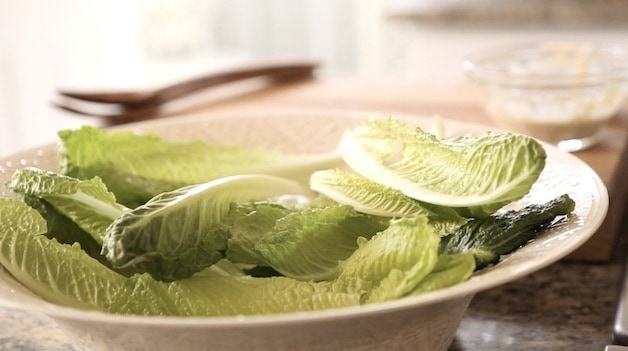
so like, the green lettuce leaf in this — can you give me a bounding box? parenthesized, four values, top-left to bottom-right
(0, 198, 126, 310)
(254, 204, 389, 281)
(409, 253, 476, 295)
(337, 118, 546, 217)
(224, 202, 297, 265)
(440, 194, 575, 269)
(102, 174, 311, 282)
(17, 196, 106, 265)
(58, 126, 342, 208)
(332, 216, 440, 303)
(310, 168, 464, 220)
(109, 271, 360, 317)
(5, 167, 126, 245)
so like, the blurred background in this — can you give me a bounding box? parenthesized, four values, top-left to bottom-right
(1, 0, 627, 155)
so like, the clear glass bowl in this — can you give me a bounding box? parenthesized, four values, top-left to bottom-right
(463, 41, 628, 152)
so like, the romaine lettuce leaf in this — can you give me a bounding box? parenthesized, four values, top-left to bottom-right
(17, 195, 105, 264)
(102, 174, 312, 282)
(0, 198, 126, 310)
(109, 271, 360, 317)
(5, 167, 127, 245)
(332, 216, 440, 303)
(58, 126, 342, 208)
(338, 118, 546, 217)
(310, 168, 464, 220)
(440, 194, 575, 269)
(254, 204, 389, 281)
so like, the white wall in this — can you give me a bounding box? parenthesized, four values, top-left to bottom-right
(0, 0, 147, 155)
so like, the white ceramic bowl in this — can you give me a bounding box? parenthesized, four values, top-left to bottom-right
(0, 112, 608, 351)
(464, 40, 628, 152)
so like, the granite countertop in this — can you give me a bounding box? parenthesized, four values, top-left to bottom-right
(452, 261, 622, 350)
(0, 260, 623, 351)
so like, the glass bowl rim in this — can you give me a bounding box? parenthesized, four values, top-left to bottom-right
(463, 40, 628, 88)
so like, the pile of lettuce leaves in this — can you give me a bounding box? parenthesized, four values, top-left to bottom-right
(0, 117, 575, 317)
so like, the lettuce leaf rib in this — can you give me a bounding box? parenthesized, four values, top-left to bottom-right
(310, 169, 463, 220)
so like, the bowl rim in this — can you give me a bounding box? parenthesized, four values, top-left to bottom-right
(0, 111, 610, 327)
(463, 40, 628, 88)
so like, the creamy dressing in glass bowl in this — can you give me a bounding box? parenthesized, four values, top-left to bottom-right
(464, 41, 628, 152)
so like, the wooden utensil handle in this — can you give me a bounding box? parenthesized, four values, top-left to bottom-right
(155, 61, 318, 103)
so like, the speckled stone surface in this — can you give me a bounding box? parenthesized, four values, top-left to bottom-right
(0, 306, 74, 351)
(0, 261, 623, 351)
(451, 262, 622, 351)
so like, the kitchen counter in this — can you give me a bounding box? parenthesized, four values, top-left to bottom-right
(1, 77, 627, 350)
